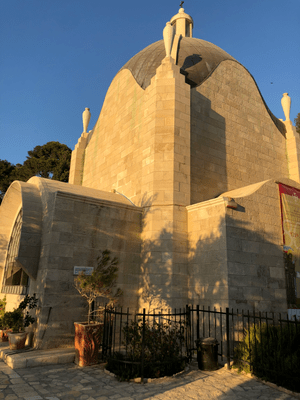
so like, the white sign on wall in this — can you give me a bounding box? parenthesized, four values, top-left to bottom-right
(73, 266, 94, 276)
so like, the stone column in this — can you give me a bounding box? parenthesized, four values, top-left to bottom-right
(139, 56, 191, 310)
(69, 133, 88, 185)
(285, 121, 300, 183)
(69, 108, 92, 185)
(280, 93, 300, 183)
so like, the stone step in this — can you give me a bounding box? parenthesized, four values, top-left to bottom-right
(0, 343, 75, 369)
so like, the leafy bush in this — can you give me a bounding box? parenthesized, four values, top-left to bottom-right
(0, 296, 6, 327)
(106, 319, 186, 380)
(234, 323, 300, 392)
(2, 294, 38, 332)
(124, 319, 184, 361)
(0, 297, 6, 317)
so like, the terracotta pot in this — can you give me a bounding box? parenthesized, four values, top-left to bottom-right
(7, 332, 28, 350)
(0, 329, 10, 342)
(74, 322, 103, 367)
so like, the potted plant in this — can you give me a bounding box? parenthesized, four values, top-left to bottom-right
(74, 250, 122, 367)
(0, 296, 8, 342)
(2, 294, 38, 350)
(74, 249, 122, 366)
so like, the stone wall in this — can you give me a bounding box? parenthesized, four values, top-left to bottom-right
(224, 180, 287, 313)
(81, 69, 145, 206)
(138, 58, 191, 310)
(0, 178, 141, 349)
(78, 58, 192, 311)
(187, 198, 228, 309)
(34, 187, 142, 349)
(190, 60, 289, 204)
(187, 179, 292, 313)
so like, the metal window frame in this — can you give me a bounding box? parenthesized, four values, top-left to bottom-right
(1, 209, 28, 295)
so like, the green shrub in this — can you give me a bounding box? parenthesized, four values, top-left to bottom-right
(0, 296, 6, 328)
(0, 297, 6, 318)
(106, 319, 186, 380)
(234, 323, 300, 392)
(2, 294, 38, 332)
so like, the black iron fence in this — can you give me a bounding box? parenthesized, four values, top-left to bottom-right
(100, 305, 299, 387)
(188, 306, 298, 361)
(101, 307, 189, 379)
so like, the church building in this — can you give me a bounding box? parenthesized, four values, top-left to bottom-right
(0, 7, 299, 349)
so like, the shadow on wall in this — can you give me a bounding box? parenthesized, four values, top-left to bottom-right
(190, 91, 227, 204)
(189, 212, 286, 313)
(139, 196, 286, 313)
(140, 227, 175, 312)
(33, 198, 143, 349)
(1, 191, 288, 347)
(139, 192, 158, 232)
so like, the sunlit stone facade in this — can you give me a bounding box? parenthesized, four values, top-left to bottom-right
(1, 7, 299, 348)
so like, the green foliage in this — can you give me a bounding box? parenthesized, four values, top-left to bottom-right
(0, 141, 71, 203)
(295, 112, 300, 135)
(2, 309, 24, 332)
(74, 250, 122, 323)
(234, 323, 300, 392)
(124, 319, 184, 361)
(2, 294, 38, 332)
(21, 141, 71, 181)
(0, 296, 7, 328)
(0, 160, 16, 203)
(0, 297, 6, 319)
(106, 319, 186, 380)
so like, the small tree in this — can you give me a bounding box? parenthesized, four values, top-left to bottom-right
(21, 141, 71, 181)
(0, 160, 16, 203)
(74, 250, 122, 324)
(0, 141, 71, 203)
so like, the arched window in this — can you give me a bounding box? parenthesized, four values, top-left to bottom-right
(1, 209, 29, 294)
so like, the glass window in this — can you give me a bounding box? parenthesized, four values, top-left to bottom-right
(1, 209, 28, 294)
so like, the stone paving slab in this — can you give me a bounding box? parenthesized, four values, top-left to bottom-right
(0, 360, 299, 400)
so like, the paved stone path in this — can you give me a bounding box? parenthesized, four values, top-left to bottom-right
(0, 360, 298, 400)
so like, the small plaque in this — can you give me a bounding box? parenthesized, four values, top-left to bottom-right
(297, 272, 300, 278)
(74, 266, 94, 276)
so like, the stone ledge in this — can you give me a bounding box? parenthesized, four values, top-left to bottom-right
(0, 344, 75, 369)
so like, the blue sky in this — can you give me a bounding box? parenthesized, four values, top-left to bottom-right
(1, 0, 299, 165)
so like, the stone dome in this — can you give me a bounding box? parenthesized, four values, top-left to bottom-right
(120, 36, 286, 135)
(120, 37, 236, 90)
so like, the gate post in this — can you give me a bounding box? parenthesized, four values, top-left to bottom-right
(226, 307, 230, 369)
(186, 305, 192, 360)
(141, 308, 146, 381)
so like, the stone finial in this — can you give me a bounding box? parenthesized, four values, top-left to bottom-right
(281, 93, 291, 121)
(163, 22, 175, 58)
(82, 108, 91, 133)
(170, 7, 193, 37)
